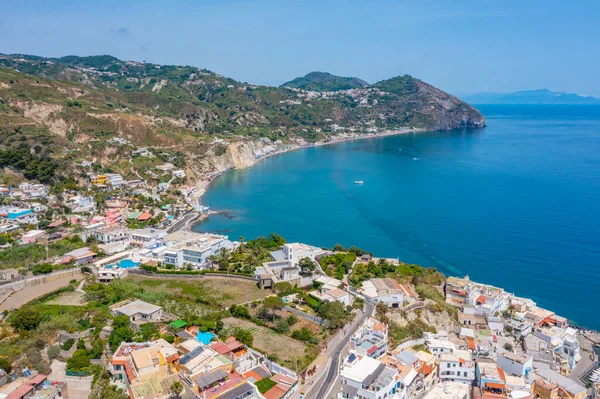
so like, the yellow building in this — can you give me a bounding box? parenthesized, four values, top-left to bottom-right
(91, 174, 107, 185)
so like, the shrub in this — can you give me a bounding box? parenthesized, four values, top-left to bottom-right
(275, 320, 290, 334)
(62, 338, 75, 350)
(47, 345, 60, 360)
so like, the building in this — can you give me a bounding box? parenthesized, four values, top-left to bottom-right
(94, 226, 129, 244)
(163, 231, 233, 269)
(281, 242, 325, 265)
(0, 268, 20, 281)
(106, 173, 124, 187)
(424, 382, 471, 399)
(439, 350, 475, 385)
(21, 229, 46, 244)
(340, 351, 402, 399)
(90, 174, 108, 185)
(534, 369, 586, 399)
(426, 339, 456, 358)
(0, 374, 63, 399)
(109, 340, 179, 399)
(497, 353, 532, 378)
(309, 286, 351, 306)
(351, 318, 388, 359)
(110, 300, 163, 329)
(172, 170, 186, 178)
(361, 278, 417, 308)
(507, 316, 533, 338)
(97, 266, 128, 283)
(60, 247, 97, 265)
(0, 207, 38, 225)
(414, 351, 439, 392)
(129, 228, 167, 244)
(474, 359, 507, 399)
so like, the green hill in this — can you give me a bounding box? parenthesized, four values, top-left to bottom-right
(280, 71, 368, 91)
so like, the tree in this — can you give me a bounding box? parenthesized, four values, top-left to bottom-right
(169, 381, 183, 398)
(503, 342, 514, 351)
(333, 243, 345, 252)
(298, 257, 316, 276)
(112, 314, 130, 329)
(286, 314, 299, 326)
(317, 301, 347, 330)
(275, 320, 290, 334)
(109, 326, 133, 351)
(32, 263, 53, 275)
(67, 349, 91, 372)
(263, 296, 284, 322)
(11, 307, 41, 331)
(234, 329, 254, 346)
(0, 357, 12, 373)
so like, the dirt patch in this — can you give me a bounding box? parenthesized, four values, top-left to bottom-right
(223, 317, 307, 366)
(0, 274, 84, 311)
(46, 290, 86, 306)
(201, 277, 268, 305)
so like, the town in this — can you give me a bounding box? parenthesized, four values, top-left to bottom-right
(0, 174, 598, 399)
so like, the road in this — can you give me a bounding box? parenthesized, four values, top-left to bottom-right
(306, 301, 374, 399)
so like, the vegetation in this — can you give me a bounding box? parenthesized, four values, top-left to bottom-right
(318, 252, 356, 279)
(255, 378, 277, 394)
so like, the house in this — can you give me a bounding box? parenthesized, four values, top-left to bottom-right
(351, 318, 388, 359)
(340, 351, 402, 399)
(109, 340, 179, 399)
(534, 369, 586, 399)
(94, 226, 129, 244)
(281, 242, 325, 265)
(424, 382, 471, 399)
(129, 228, 167, 244)
(21, 229, 46, 244)
(0, 207, 38, 225)
(439, 350, 475, 385)
(172, 169, 186, 178)
(110, 300, 163, 329)
(361, 278, 417, 308)
(507, 316, 533, 338)
(309, 286, 351, 306)
(0, 268, 20, 281)
(162, 231, 233, 269)
(0, 374, 63, 399)
(106, 173, 124, 187)
(497, 353, 532, 378)
(414, 351, 439, 392)
(90, 174, 108, 185)
(426, 339, 456, 358)
(474, 359, 507, 399)
(97, 266, 127, 283)
(60, 247, 97, 265)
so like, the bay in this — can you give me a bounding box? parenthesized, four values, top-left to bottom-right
(195, 105, 600, 330)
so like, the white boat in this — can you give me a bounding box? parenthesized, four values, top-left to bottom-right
(354, 180, 364, 184)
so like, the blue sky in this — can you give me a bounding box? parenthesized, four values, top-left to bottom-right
(1, 0, 599, 95)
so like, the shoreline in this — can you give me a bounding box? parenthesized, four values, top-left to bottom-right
(188, 127, 425, 208)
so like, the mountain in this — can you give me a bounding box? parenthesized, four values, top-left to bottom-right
(0, 53, 485, 183)
(460, 89, 600, 105)
(280, 71, 368, 91)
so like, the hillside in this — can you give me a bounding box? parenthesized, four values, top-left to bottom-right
(280, 71, 368, 91)
(460, 89, 600, 104)
(0, 53, 485, 184)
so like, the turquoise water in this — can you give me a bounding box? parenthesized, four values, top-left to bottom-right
(117, 259, 139, 269)
(197, 331, 215, 345)
(196, 105, 600, 330)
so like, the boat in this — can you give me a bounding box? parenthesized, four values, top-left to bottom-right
(354, 180, 364, 184)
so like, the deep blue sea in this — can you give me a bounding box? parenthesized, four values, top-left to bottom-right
(196, 105, 600, 330)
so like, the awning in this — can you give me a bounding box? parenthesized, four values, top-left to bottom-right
(486, 382, 505, 390)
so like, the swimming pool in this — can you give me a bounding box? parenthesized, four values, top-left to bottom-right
(196, 331, 215, 345)
(106, 259, 140, 269)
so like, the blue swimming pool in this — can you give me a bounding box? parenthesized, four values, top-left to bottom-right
(118, 259, 139, 269)
(197, 331, 215, 345)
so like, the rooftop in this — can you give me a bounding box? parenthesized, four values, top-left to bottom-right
(114, 300, 162, 317)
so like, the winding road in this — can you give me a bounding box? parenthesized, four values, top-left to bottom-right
(305, 301, 374, 399)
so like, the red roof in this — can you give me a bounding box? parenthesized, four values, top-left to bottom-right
(497, 368, 506, 381)
(5, 384, 34, 399)
(137, 212, 152, 221)
(486, 382, 505, 390)
(48, 220, 66, 228)
(262, 384, 287, 399)
(467, 337, 476, 350)
(27, 374, 47, 386)
(476, 295, 486, 304)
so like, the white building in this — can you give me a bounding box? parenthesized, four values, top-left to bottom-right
(94, 226, 129, 244)
(110, 300, 163, 329)
(106, 173, 124, 187)
(497, 353, 533, 378)
(361, 278, 417, 308)
(281, 242, 325, 265)
(129, 228, 167, 244)
(172, 170, 186, 178)
(341, 351, 403, 399)
(426, 339, 456, 358)
(162, 231, 233, 269)
(439, 351, 475, 385)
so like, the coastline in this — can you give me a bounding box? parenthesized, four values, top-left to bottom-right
(188, 127, 425, 207)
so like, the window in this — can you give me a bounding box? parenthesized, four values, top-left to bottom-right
(447, 363, 451, 368)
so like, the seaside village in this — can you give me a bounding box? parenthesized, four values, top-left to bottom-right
(0, 172, 599, 399)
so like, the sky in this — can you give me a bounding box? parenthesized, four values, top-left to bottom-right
(1, 0, 599, 96)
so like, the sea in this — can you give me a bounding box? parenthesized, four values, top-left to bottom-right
(195, 104, 600, 330)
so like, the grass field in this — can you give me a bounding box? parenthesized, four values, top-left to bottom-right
(223, 317, 309, 371)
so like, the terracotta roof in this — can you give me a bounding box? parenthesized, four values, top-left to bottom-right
(476, 295, 486, 304)
(5, 384, 34, 399)
(486, 382, 505, 390)
(467, 337, 476, 350)
(27, 374, 47, 386)
(262, 384, 287, 399)
(138, 212, 152, 221)
(243, 369, 264, 382)
(497, 368, 506, 381)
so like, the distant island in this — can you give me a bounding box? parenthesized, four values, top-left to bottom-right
(460, 89, 600, 105)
